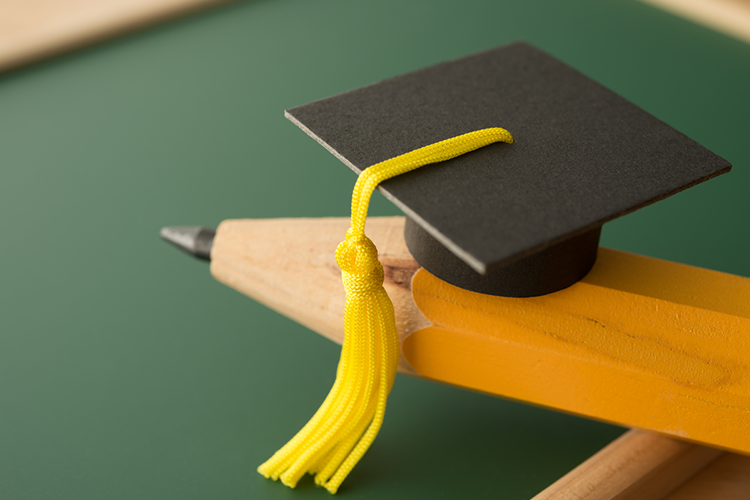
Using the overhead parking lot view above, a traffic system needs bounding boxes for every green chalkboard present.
[1,1,748,499]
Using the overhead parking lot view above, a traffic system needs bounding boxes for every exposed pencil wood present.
[209,216,750,455]
[210,217,429,375]
[532,430,723,500]
[0,0,232,73]
[639,0,750,44]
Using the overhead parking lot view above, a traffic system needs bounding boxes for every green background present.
[1,0,748,498]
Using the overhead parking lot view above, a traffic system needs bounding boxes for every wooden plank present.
[534,429,750,500]
[0,0,232,72]
[639,0,750,44]
[532,430,723,500]
[209,216,750,454]
[666,452,750,499]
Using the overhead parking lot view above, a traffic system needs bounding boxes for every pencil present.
[162,215,750,455]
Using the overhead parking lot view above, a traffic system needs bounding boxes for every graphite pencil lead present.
[160,226,215,261]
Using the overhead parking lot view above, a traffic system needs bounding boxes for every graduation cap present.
[285,41,731,297]
[258,42,730,493]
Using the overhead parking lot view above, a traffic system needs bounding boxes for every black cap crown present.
[287,42,731,296]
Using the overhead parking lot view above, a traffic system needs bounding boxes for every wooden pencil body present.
[210,216,750,455]
[406,249,750,456]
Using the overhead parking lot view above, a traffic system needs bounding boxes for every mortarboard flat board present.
[285,41,731,297]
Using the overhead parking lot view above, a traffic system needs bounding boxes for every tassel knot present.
[336,235,384,296]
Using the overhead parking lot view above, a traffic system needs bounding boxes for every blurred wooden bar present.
[665,453,750,499]
[640,0,750,43]
[533,429,750,500]
[664,453,750,500]
[532,430,722,500]
[0,0,233,72]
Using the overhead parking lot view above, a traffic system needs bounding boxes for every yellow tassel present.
[257,127,514,493]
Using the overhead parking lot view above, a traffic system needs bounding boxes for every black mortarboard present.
[286,42,731,297]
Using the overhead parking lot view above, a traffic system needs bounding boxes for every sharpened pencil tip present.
[160,226,215,261]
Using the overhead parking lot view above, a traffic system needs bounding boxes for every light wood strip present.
[535,429,750,500]
[666,452,750,499]
[0,0,232,72]
[639,0,750,44]
[532,430,723,500]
